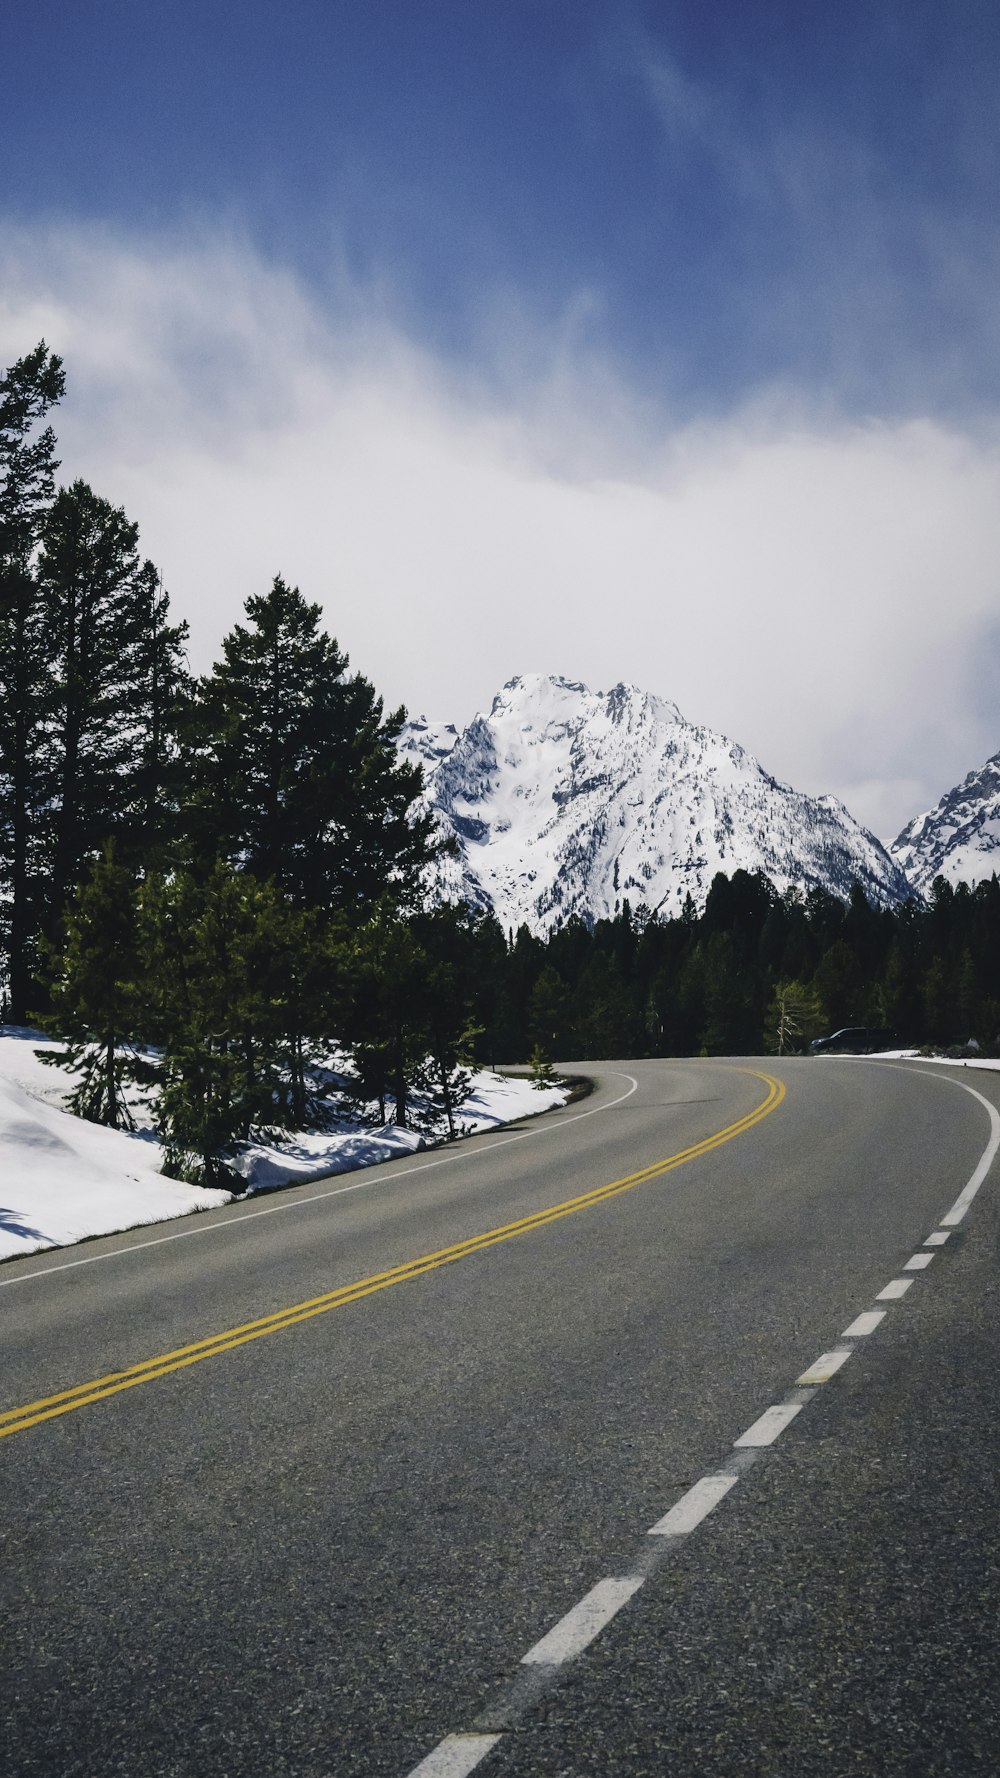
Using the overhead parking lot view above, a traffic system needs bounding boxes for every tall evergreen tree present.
[527,962,572,1060]
[411,904,484,1138]
[37,480,184,931]
[813,938,864,1029]
[570,951,635,1057]
[129,565,192,870]
[141,864,291,1185]
[190,576,439,915]
[701,931,765,1054]
[0,342,65,1019]
[344,905,430,1129]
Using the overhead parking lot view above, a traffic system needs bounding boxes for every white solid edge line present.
[904,1067,1000,1227]
[521,1577,644,1666]
[0,1152,516,1286]
[842,1309,886,1337]
[797,1347,854,1385]
[903,1251,934,1271]
[734,1401,803,1448]
[876,1278,914,1300]
[538,1071,640,1127]
[0,1071,642,1288]
[648,1472,739,1536]
[406,1734,503,1778]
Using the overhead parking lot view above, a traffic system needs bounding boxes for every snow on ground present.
[871,1049,1000,1071]
[0,1030,231,1259]
[0,1028,569,1263]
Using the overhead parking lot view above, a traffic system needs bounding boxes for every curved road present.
[3,1057,1000,1775]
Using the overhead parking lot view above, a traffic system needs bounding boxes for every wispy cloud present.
[614,20,1000,422]
[2,219,999,837]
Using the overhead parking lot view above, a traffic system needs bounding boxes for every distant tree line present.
[4,344,998,1186]
[496,868,1000,1066]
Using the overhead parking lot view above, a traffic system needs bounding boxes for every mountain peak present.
[401,675,911,930]
[891,746,1000,893]
[487,673,684,729]
[489,672,591,716]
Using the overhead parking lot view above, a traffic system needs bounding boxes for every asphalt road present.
[2,1056,999,1777]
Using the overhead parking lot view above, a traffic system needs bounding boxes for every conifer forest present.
[3,345,999,1185]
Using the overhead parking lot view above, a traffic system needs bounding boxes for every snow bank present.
[871,1049,1000,1072]
[0,1029,569,1262]
[0,1032,231,1258]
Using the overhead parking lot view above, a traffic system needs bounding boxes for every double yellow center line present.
[1,1069,784,1442]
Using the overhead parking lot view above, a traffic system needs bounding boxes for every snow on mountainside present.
[398,717,460,770]
[890,748,1000,895]
[399,674,912,930]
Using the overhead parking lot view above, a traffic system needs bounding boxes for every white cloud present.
[3,220,1000,838]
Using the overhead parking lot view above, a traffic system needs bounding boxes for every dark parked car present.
[810,1027,896,1054]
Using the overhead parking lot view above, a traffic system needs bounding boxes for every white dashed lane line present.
[408,1736,503,1778]
[876,1277,914,1300]
[647,1473,739,1538]
[733,1400,805,1447]
[842,1309,886,1337]
[401,1071,1000,1778]
[796,1346,854,1385]
[521,1578,645,1667]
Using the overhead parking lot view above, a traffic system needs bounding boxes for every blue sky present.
[4,2,1000,833]
[8,0,1000,418]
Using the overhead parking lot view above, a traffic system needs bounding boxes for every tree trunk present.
[106,1035,117,1128]
[439,1053,455,1139]
[292,1031,306,1127]
[8,590,33,1023]
[392,1028,407,1128]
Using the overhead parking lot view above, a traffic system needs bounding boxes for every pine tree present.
[37,844,145,1128]
[0,342,65,1019]
[527,962,571,1060]
[876,939,917,1041]
[189,576,439,916]
[460,912,510,1067]
[344,905,430,1129]
[264,901,349,1129]
[570,950,636,1058]
[529,1044,556,1089]
[700,931,765,1054]
[141,865,287,1185]
[412,904,484,1138]
[766,979,821,1055]
[922,954,956,1044]
[37,481,179,931]
[128,565,192,870]
[504,924,547,1058]
[812,939,864,1030]
[956,947,981,1042]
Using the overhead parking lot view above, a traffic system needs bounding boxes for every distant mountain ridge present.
[399,674,913,931]
[890,748,1000,895]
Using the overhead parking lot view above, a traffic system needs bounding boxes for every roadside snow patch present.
[0,1029,569,1261]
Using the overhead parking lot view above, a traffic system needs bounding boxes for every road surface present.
[3,1056,1000,1776]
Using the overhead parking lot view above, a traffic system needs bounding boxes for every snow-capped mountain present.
[399,674,913,930]
[890,748,1000,896]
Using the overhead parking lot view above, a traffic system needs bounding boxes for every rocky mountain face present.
[399,674,913,931]
[890,749,1000,896]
